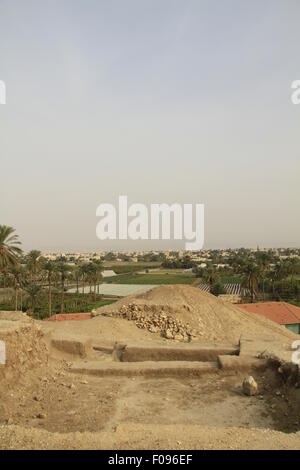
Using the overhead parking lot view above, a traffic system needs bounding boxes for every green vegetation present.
[0,287,13,301]
[1,223,300,315]
[103,262,161,274]
[0,292,116,319]
[162,257,195,269]
[240,262,259,303]
[0,225,109,318]
[104,272,195,285]
[0,225,22,270]
[219,274,241,284]
[194,250,300,304]
[210,281,226,296]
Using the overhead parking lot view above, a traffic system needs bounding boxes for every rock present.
[174,334,184,341]
[36,413,46,419]
[105,303,194,342]
[112,342,127,362]
[149,325,159,333]
[164,329,173,339]
[242,376,258,396]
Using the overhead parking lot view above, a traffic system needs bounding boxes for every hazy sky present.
[0,0,299,251]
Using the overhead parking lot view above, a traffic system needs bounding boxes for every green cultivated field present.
[103,262,161,274]
[219,274,242,284]
[104,272,195,285]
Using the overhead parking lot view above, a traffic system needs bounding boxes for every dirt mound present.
[92,285,296,343]
[0,311,31,322]
[0,314,48,386]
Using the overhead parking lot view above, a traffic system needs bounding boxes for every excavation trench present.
[2,330,299,439]
[49,336,300,435]
[94,343,239,362]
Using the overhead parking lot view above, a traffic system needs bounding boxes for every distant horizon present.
[20,244,300,254]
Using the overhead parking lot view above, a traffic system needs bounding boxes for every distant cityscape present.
[43,247,300,266]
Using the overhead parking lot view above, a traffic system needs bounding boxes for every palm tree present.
[268,261,288,298]
[44,261,55,317]
[241,262,259,303]
[24,284,42,316]
[287,258,300,286]
[9,264,23,310]
[203,266,218,287]
[94,260,103,295]
[87,262,102,301]
[0,226,23,279]
[257,252,271,300]
[56,261,69,314]
[85,263,94,294]
[25,250,42,284]
[79,263,89,294]
[73,266,81,293]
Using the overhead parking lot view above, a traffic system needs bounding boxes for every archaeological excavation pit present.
[1,286,300,448]
[95,342,239,362]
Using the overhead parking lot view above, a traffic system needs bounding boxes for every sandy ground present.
[2,424,300,450]
[41,314,167,347]
[1,286,300,450]
[1,361,300,449]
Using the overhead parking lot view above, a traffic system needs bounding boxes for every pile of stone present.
[93,285,297,344]
[109,302,198,342]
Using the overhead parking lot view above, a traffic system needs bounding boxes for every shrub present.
[210,282,226,296]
